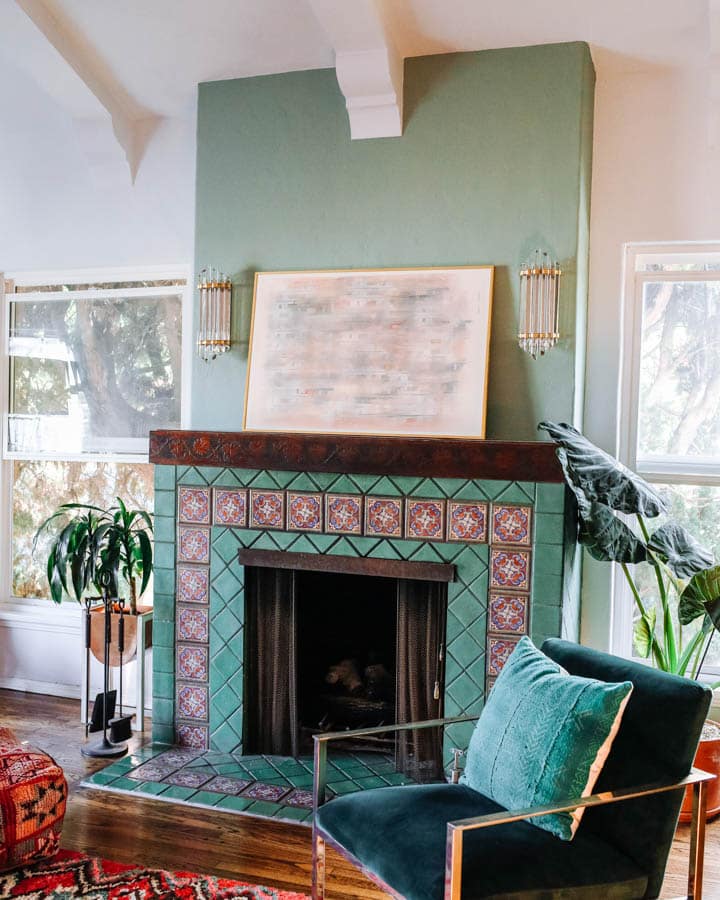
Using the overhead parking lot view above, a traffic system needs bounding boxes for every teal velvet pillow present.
[462,636,633,841]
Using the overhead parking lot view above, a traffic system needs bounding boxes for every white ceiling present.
[1,0,710,120]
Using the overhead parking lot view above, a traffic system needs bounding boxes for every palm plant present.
[540,421,720,683]
[33,498,153,614]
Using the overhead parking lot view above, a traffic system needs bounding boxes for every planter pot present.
[679,720,720,823]
[89,604,153,666]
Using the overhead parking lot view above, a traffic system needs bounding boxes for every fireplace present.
[241,557,447,778]
[149,429,576,771]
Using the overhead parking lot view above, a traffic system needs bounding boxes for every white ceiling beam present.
[14,0,160,182]
[308,0,403,139]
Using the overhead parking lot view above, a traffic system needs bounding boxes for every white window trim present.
[614,240,720,673]
[0,264,192,611]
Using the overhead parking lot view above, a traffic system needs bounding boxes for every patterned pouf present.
[0,727,67,871]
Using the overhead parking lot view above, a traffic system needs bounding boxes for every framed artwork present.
[243,266,494,437]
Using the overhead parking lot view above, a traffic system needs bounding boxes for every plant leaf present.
[647,523,714,578]
[538,421,667,516]
[679,565,720,626]
[137,529,153,597]
[633,607,656,658]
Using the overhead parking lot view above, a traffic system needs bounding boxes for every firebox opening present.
[296,571,397,752]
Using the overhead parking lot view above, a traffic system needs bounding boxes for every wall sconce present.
[197,266,232,361]
[518,250,561,359]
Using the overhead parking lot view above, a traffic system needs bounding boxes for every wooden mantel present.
[149,430,563,482]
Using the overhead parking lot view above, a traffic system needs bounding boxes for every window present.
[618,244,720,671]
[2,269,190,601]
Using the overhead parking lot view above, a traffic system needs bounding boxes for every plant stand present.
[80,607,153,733]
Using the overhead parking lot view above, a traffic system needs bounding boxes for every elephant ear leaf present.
[633,607,657,658]
[556,449,648,564]
[578,500,648,564]
[647,522,714,578]
[679,565,720,627]
[538,421,667,517]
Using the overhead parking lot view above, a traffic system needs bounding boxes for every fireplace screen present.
[243,566,446,781]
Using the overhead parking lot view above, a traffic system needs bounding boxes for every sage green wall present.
[192,43,594,439]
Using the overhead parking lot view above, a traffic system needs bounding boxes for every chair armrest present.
[443,768,716,900]
[312,715,479,811]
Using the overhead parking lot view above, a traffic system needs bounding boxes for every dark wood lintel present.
[237,548,456,583]
[149,429,562,482]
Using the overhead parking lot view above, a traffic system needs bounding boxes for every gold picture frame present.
[243,265,494,438]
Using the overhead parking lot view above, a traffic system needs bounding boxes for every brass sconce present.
[518,250,561,358]
[197,267,232,361]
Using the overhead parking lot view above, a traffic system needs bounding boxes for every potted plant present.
[539,421,720,820]
[33,498,153,663]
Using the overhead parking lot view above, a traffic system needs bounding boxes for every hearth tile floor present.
[81,744,415,825]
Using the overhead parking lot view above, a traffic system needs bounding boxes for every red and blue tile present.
[213,488,248,527]
[405,498,446,541]
[287,492,323,532]
[178,487,211,525]
[486,635,521,677]
[177,566,209,605]
[176,643,209,681]
[365,496,403,538]
[325,494,363,535]
[447,500,488,543]
[488,592,529,635]
[490,548,531,591]
[177,607,209,643]
[176,723,209,750]
[491,504,533,546]
[177,526,211,564]
[241,782,290,802]
[249,490,285,529]
[177,684,208,721]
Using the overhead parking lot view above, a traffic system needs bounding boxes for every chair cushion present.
[316,783,647,900]
[461,636,632,839]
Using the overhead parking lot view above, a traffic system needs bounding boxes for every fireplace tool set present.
[82,574,133,758]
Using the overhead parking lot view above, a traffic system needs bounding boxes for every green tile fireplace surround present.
[148,431,576,773]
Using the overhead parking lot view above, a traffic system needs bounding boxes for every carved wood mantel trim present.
[149,430,562,482]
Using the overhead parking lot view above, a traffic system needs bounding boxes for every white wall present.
[0,54,196,709]
[582,62,720,651]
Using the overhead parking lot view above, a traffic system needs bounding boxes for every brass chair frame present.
[311,716,714,900]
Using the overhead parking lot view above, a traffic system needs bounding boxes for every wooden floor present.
[1,688,719,899]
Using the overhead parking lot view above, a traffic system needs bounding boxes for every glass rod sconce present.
[197,266,232,361]
[518,250,561,358]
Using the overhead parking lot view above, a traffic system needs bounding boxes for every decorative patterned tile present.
[488,592,529,635]
[485,676,498,694]
[178,487,211,525]
[249,490,285,529]
[364,496,403,538]
[447,501,488,543]
[155,748,203,766]
[405,498,446,541]
[287,492,323,532]
[177,566,209,605]
[283,788,314,809]
[213,488,248,527]
[177,606,209,643]
[486,635,521,677]
[127,761,179,781]
[490,549,531,591]
[325,494,363,535]
[164,769,212,789]
[177,684,209,721]
[241,782,290,802]
[178,526,211,564]
[176,724,209,750]
[491,504,533,546]
[177,644,209,682]
[205,775,253,795]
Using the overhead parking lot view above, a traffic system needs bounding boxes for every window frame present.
[0,265,192,607]
[614,241,720,674]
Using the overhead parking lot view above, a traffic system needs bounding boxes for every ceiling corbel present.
[308,0,404,139]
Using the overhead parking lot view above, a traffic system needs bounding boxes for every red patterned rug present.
[0,850,310,898]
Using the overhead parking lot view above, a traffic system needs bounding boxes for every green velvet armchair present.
[312,639,714,900]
